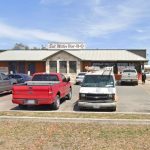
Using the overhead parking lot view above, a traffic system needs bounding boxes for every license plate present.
[25,100,36,105]
[93,105,100,109]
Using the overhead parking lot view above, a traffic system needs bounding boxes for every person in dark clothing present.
[142,72,146,84]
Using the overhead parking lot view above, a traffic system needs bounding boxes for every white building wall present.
[45,51,81,82]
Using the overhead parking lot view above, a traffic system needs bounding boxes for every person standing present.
[142,72,146,84]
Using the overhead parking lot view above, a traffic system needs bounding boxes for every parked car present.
[75,72,86,84]
[121,68,138,85]
[78,67,117,111]
[8,73,31,84]
[12,73,72,110]
[0,72,12,94]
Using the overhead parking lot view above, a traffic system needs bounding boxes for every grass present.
[0,120,149,150]
[0,111,150,120]
[0,112,150,149]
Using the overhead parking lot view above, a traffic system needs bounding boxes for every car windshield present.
[32,74,59,81]
[81,75,114,87]
[8,75,14,78]
[78,73,86,76]
[14,75,22,79]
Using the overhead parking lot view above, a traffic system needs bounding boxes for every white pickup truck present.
[121,69,138,85]
[78,67,117,111]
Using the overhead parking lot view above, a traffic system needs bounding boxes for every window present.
[18,62,25,73]
[78,73,86,76]
[14,75,22,79]
[50,61,57,73]
[32,74,59,81]
[9,62,17,73]
[82,75,114,87]
[28,63,35,75]
[59,61,67,73]
[8,74,14,79]
[69,61,77,73]
[123,69,136,73]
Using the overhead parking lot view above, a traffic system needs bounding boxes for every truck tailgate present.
[122,72,137,79]
[13,85,51,99]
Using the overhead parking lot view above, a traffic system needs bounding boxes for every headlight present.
[108,94,115,100]
[79,93,86,100]
[81,93,86,97]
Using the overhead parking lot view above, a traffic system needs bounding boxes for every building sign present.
[92,62,114,67]
[48,42,86,49]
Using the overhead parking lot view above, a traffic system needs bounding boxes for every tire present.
[52,95,60,110]
[78,106,86,111]
[110,107,116,111]
[120,81,123,85]
[77,103,85,111]
[19,104,27,110]
[75,82,78,85]
[66,89,72,100]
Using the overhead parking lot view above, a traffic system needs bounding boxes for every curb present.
[0,116,150,125]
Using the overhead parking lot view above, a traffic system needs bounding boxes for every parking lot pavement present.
[0,93,18,111]
[0,83,150,112]
[58,84,80,111]
[138,80,150,95]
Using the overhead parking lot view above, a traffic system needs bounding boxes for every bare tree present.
[12,43,29,50]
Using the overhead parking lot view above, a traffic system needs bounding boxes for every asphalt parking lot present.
[0,81,150,112]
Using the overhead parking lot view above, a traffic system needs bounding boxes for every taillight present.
[49,87,53,95]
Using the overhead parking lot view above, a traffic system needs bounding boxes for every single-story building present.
[0,49,148,81]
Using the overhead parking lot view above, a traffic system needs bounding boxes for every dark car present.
[8,73,32,84]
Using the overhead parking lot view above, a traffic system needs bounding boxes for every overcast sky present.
[0,0,150,61]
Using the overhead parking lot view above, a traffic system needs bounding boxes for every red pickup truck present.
[12,73,72,110]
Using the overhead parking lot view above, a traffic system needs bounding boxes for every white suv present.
[121,69,138,85]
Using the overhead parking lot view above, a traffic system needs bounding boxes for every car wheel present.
[52,95,60,110]
[120,81,124,85]
[66,89,72,100]
[19,104,27,110]
[110,107,116,111]
[78,106,86,111]
[75,82,78,85]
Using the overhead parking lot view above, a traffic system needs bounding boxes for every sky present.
[0,0,150,60]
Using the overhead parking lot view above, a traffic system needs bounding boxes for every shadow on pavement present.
[11,98,67,111]
[0,92,11,97]
[73,101,116,112]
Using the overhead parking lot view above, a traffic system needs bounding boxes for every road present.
[0,83,150,112]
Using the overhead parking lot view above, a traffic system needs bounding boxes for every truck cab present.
[78,67,117,111]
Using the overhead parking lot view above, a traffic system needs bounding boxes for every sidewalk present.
[138,79,150,85]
